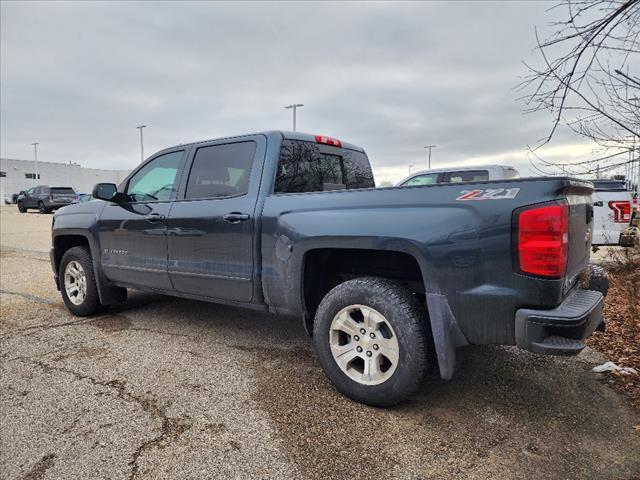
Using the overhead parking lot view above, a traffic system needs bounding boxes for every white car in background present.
[397,164,520,186]
[589,179,637,247]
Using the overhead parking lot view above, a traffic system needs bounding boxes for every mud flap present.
[426,293,469,380]
[92,257,127,305]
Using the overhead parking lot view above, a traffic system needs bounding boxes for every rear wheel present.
[59,246,101,316]
[313,277,430,407]
[17,201,26,213]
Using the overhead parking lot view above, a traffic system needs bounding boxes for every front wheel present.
[17,201,26,213]
[59,246,101,316]
[313,277,431,407]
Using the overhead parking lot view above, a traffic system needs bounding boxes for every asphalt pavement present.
[1,205,638,480]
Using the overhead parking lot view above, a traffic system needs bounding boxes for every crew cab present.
[50,131,606,406]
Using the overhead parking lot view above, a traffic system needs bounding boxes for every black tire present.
[59,246,101,316]
[586,264,609,297]
[17,201,26,213]
[313,277,430,407]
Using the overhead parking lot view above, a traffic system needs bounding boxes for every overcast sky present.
[1,0,595,183]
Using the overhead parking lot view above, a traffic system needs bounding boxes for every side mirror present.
[92,183,119,202]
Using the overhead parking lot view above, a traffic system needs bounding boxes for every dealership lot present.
[1,205,638,479]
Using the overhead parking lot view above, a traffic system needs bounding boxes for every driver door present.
[98,149,186,290]
[24,187,37,208]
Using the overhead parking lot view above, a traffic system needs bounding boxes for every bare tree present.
[520,0,640,178]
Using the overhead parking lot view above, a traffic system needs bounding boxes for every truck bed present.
[261,176,594,346]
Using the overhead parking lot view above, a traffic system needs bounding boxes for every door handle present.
[593,201,603,207]
[223,212,250,223]
[145,213,165,223]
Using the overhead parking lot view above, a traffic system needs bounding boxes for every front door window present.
[126,151,183,202]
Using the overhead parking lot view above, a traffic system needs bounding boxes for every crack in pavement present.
[0,289,56,304]
[128,327,192,338]
[1,298,170,338]
[19,358,192,480]
[0,246,50,262]
[3,338,99,363]
[20,453,56,480]
[1,315,102,337]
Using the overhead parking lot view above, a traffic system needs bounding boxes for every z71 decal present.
[456,188,520,201]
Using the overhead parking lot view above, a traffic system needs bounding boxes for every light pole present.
[284,104,304,132]
[31,142,39,183]
[424,145,437,170]
[136,125,146,163]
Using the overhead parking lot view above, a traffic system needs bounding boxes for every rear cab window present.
[590,180,627,191]
[275,139,375,194]
[50,188,75,195]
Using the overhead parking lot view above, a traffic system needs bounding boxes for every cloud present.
[1,0,591,182]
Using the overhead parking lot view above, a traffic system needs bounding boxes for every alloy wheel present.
[329,304,400,385]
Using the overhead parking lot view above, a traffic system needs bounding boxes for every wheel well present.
[302,248,425,333]
[53,235,90,271]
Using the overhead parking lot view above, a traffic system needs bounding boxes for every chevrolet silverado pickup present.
[50,131,606,406]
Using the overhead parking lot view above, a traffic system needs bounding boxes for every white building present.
[0,158,131,199]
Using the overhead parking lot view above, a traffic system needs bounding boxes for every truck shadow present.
[105,291,639,480]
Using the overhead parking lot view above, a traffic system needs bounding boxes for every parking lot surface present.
[1,205,639,479]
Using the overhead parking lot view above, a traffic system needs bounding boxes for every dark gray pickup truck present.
[51,131,606,406]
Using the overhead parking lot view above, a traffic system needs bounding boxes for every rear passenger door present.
[167,136,265,302]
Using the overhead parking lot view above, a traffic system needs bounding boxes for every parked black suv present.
[18,186,76,213]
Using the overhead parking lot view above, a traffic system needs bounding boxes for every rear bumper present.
[515,288,604,356]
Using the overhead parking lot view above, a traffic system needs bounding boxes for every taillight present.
[516,202,569,278]
[49,193,53,201]
[315,135,342,147]
[608,200,631,223]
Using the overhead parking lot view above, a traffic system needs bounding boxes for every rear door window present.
[275,139,374,193]
[185,141,257,199]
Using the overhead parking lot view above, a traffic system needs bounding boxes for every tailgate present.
[565,181,594,292]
